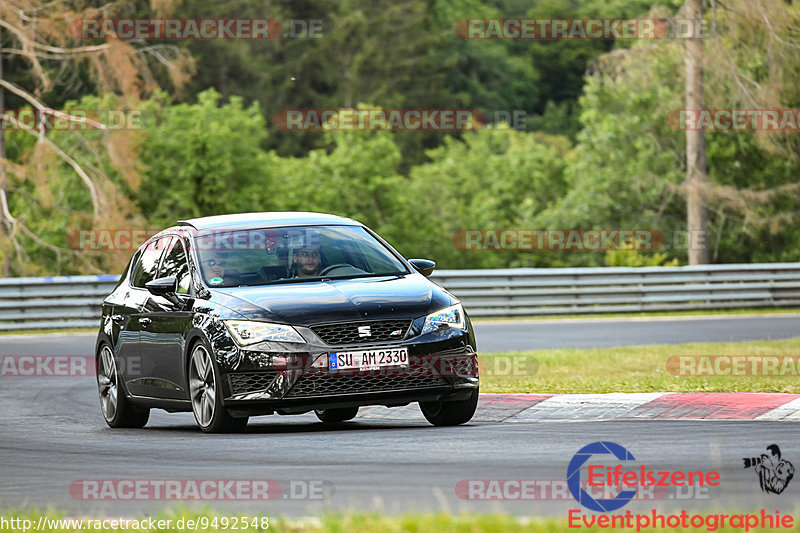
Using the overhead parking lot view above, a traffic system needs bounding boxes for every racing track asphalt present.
[1,316,799,517]
[0,373,797,516]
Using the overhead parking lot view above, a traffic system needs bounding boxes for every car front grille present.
[311,320,411,346]
[285,374,448,398]
[229,372,277,395]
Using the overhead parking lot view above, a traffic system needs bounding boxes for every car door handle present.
[139,317,152,326]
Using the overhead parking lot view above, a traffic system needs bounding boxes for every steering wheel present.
[319,263,355,276]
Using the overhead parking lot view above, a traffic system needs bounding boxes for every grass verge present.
[480,338,800,394]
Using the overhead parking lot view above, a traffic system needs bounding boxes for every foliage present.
[399,126,570,267]
[535,0,800,266]
[2,0,800,276]
[3,94,149,275]
[604,248,680,267]
[139,89,271,225]
[0,0,191,275]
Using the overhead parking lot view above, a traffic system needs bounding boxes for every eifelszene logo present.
[567,441,637,512]
[743,445,794,495]
[567,441,721,513]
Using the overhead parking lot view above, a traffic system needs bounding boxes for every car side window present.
[131,238,167,288]
[159,236,192,294]
[125,249,142,286]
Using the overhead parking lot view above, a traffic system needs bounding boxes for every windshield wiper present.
[231,271,409,286]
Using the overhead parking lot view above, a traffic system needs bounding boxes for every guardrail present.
[1,263,799,330]
[0,275,119,331]
[433,263,800,317]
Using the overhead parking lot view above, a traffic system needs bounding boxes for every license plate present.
[329,348,409,371]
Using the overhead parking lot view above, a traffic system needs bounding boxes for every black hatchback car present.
[95,212,479,432]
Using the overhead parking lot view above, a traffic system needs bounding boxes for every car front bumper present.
[217,327,478,415]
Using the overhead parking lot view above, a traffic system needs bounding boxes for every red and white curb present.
[357,393,800,422]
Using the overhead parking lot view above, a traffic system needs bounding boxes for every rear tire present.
[419,388,479,426]
[189,342,248,433]
[96,344,149,428]
[315,407,359,423]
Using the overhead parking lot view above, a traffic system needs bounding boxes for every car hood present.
[210,274,454,325]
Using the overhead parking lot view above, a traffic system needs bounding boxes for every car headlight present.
[421,303,466,335]
[224,320,305,345]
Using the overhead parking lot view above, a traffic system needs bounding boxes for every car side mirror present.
[409,259,436,277]
[145,276,178,296]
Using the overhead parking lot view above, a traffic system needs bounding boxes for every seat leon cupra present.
[95,212,479,432]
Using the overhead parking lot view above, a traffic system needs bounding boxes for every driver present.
[203,255,227,285]
[292,245,322,278]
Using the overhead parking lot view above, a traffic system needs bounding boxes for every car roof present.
[177,211,361,232]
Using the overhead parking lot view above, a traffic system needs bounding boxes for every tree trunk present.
[685,0,709,264]
[0,28,11,277]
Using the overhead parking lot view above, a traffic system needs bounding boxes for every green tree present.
[247,115,407,236]
[537,0,800,265]
[402,125,570,268]
[140,89,272,225]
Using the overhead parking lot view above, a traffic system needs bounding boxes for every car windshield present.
[194,225,409,287]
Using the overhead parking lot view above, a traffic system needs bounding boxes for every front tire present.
[189,342,248,433]
[419,388,479,426]
[315,407,359,423]
[96,344,149,428]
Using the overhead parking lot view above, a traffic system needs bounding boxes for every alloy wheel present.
[97,345,118,421]
[189,345,216,428]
